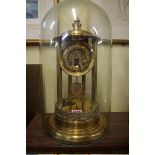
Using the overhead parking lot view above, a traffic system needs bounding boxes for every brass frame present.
[58,42,95,76]
[46,19,107,144]
[92,41,97,105]
[82,75,86,111]
[57,44,62,110]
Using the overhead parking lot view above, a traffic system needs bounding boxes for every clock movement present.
[40,0,112,144]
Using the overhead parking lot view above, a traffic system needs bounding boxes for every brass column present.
[82,75,86,111]
[57,44,62,110]
[92,41,97,109]
[68,75,72,102]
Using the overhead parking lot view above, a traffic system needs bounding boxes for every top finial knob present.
[72,16,82,31]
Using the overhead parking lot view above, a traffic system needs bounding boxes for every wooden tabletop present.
[26,112,129,154]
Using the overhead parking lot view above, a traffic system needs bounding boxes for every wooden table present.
[26,112,129,154]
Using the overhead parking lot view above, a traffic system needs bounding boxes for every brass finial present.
[72,16,82,31]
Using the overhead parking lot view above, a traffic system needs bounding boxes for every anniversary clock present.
[40,0,111,144]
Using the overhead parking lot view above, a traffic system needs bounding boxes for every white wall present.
[26,44,129,112]
[26,46,40,64]
[27,0,128,40]
[111,45,129,112]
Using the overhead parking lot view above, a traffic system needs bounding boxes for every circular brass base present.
[46,113,107,144]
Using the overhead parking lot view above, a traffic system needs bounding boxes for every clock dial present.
[59,42,94,76]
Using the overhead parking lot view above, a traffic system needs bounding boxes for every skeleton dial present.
[59,42,94,76]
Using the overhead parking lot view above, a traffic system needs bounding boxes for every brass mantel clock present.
[40,0,112,144]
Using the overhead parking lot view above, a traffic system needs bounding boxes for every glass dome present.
[40,0,112,144]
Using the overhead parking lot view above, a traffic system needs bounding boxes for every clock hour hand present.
[73,56,81,71]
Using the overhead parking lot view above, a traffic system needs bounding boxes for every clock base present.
[46,113,107,144]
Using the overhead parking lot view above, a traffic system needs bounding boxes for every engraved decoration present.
[56,107,99,121]
[59,42,94,76]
